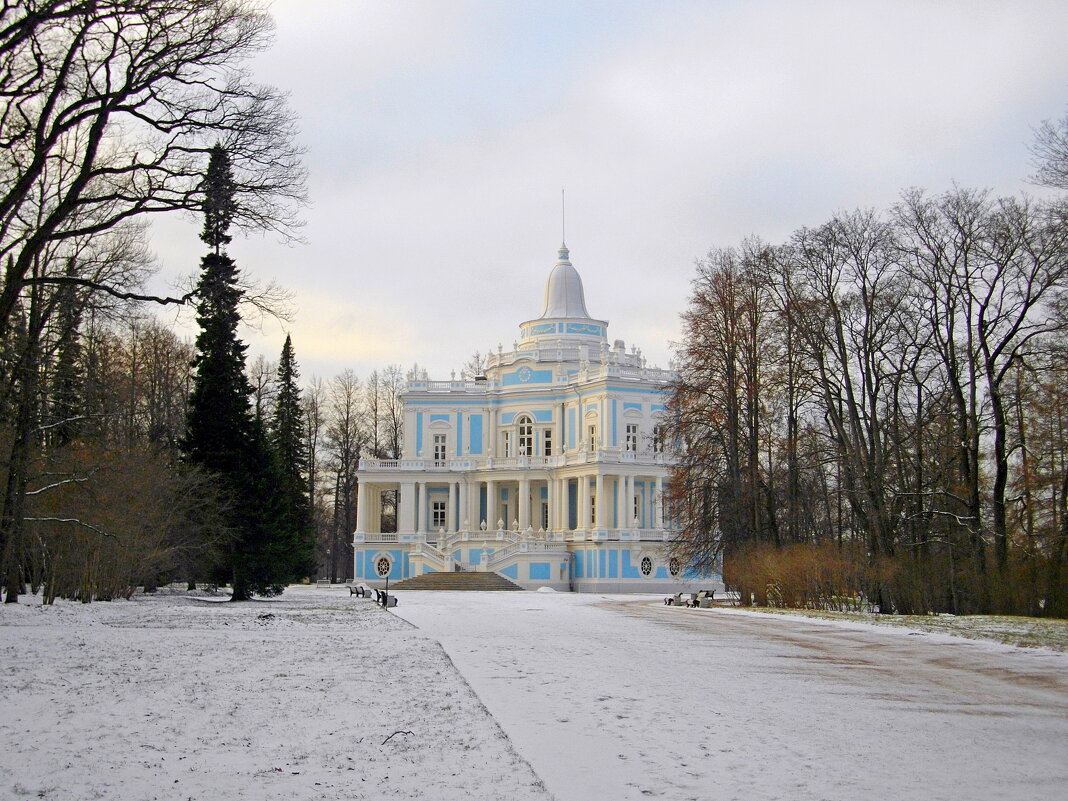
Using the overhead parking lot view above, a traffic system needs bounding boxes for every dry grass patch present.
[727,606,1068,652]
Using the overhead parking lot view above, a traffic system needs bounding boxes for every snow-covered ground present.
[395,592,1068,801]
[0,588,549,801]
[4,588,1067,801]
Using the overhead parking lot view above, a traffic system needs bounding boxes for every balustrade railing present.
[360,451,674,472]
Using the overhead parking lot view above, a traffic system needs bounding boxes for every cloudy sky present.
[148,0,1068,382]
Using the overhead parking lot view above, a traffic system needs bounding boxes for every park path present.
[394,592,1068,801]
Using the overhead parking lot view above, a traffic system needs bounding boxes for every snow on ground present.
[0,587,550,801]
[4,588,1067,801]
[394,592,1068,801]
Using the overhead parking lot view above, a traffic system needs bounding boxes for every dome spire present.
[561,187,567,249]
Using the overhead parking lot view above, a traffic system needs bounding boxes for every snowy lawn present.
[0,587,549,801]
[395,591,1068,801]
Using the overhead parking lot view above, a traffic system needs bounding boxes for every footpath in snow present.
[395,591,1068,801]
[0,587,550,801]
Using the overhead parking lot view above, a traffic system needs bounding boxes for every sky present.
[146,0,1068,383]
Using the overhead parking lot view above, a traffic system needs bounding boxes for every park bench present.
[348,583,371,597]
[371,588,398,608]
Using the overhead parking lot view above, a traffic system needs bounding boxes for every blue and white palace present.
[353,244,721,592]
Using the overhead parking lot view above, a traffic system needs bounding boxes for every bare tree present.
[248,354,277,425]
[324,370,364,582]
[1031,105,1068,191]
[0,1,306,349]
[302,376,327,575]
[897,190,1068,587]
[379,364,404,459]
[363,369,382,458]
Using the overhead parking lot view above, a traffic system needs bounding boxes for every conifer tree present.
[269,334,315,578]
[48,280,84,448]
[181,145,289,600]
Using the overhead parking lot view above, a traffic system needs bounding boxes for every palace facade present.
[353,244,721,592]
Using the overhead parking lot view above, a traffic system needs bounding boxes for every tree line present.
[667,113,1068,616]
[0,0,321,603]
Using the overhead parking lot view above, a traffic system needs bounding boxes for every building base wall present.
[352,537,722,594]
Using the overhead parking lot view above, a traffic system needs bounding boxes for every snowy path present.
[394,592,1068,801]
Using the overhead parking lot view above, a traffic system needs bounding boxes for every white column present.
[600,398,607,448]
[399,481,415,533]
[356,480,368,533]
[486,480,497,529]
[654,475,664,529]
[546,477,554,532]
[616,475,626,531]
[559,478,568,531]
[459,480,469,531]
[519,478,531,530]
[625,475,635,527]
[488,409,497,457]
[634,475,643,528]
[594,473,604,531]
[415,482,424,535]
[579,475,591,530]
[558,404,567,453]
[448,481,457,533]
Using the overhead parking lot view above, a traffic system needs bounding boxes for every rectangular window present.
[432,500,446,531]
[653,424,665,453]
[588,425,597,451]
[543,429,553,456]
[591,489,597,525]
[541,502,549,530]
[433,434,447,466]
[502,431,511,458]
[625,424,639,452]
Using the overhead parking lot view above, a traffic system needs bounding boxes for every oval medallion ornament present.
[517,366,533,383]
[376,557,391,577]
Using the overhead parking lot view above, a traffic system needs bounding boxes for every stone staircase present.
[390,571,524,591]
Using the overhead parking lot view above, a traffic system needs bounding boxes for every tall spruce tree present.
[269,335,315,579]
[181,145,289,600]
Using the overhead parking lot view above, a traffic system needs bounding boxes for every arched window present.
[517,415,533,456]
